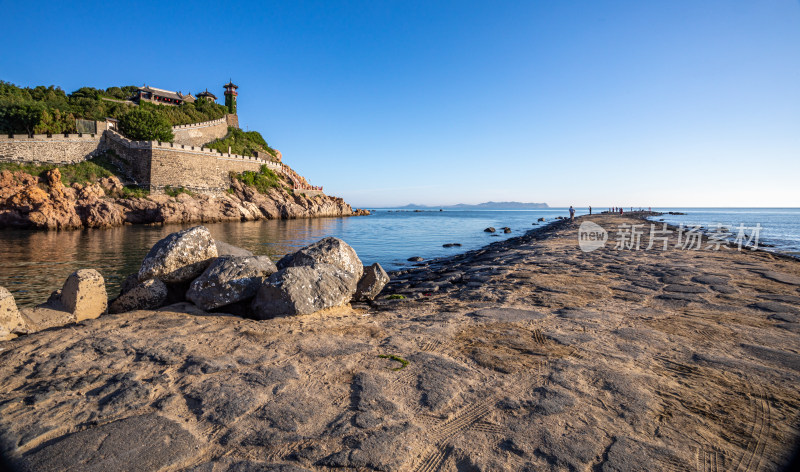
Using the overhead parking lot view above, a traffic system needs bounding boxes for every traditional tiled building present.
[196,89,218,102]
[132,86,196,106]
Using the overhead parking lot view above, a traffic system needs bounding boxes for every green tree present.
[119,108,174,142]
[0,103,44,134]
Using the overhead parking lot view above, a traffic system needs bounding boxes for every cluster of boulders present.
[0,226,389,341]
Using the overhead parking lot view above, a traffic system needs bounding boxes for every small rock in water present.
[503,227,512,233]
[485,227,496,233]
[443,243,462,248]
[408,256,424,262]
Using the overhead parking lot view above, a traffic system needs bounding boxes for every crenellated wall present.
[102,131,152,185]
[0,116,323,196]
[0,134,103,165]
[105,130,284,193]
[171,117,229,147]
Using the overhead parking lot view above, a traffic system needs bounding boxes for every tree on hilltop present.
[119,108,173,142]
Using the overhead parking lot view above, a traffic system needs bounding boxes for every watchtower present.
[224,80,238,114]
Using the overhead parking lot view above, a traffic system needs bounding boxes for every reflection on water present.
[1,210,577,307]
[3,208,799,307]
[0,218,350,307]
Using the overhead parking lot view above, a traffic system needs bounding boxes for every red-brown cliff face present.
[0,169,368,230]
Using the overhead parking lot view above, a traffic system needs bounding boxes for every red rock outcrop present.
[0,169,367,230]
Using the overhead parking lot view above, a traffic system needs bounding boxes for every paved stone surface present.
[1,214,799,471]
[18,414,199,472]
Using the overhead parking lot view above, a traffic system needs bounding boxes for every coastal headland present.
[1,213,799,470]
[0,82,368,230]
[0,167,366,230]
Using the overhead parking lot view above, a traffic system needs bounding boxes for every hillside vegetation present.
[206,128,277,158]
[230,164,283,194]
[0,82,228,135]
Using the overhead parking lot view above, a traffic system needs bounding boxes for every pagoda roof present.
[224,81,239,89]
[197,89,218,99]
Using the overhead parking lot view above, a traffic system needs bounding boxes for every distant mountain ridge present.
[398,201,549,210]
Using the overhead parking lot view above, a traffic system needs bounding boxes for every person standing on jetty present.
[569,206,575,220]
[589,206,592,215]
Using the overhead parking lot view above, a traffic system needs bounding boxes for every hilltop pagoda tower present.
[224,80,238,114]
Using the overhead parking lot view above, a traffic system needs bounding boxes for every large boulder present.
[60,269,107,321]
[214,240,254,257]
[1,287,27,340]
[250,263,358,318]
[277,237,363,280]
[118,273,140,297]
[109,278,168,314]
[138,226,218,283]
[186,256,278,310]
[354,263,390,301]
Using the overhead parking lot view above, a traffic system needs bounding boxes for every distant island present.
[397,201,549,210]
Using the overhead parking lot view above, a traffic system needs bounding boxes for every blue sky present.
[2,0,798,207]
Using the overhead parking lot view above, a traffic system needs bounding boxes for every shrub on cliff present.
[0,158,113,186]
[231,165,281,194]
[206,128,277,158]
[120,108,174,142]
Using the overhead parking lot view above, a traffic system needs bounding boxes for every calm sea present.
[1,207,797,307]
[646,208,800,255]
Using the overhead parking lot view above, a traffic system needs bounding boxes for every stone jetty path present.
[1,214,798,471]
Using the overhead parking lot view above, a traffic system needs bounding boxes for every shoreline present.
[0,168,369,231]
[1,213,799,470]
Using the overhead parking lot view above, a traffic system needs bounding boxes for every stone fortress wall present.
[0,116,320,195]
[0,133,104,166]
[171,117,229,147]
[104,130,283,193]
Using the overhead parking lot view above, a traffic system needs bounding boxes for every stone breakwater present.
[1,214,799,471]
[0,168,368,230]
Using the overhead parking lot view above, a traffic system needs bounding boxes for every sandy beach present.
[1,213,798,471]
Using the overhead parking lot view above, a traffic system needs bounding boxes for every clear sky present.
[2,0,798,207]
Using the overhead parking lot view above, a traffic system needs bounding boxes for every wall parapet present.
[104,130,284,168]
[1,133,101,141]
[0,133,104,166]
[171,117,227,131]
[1,127,315,195]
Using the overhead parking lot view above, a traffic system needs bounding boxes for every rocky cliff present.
[0,169,368,230]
